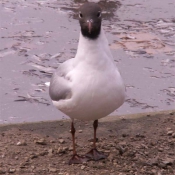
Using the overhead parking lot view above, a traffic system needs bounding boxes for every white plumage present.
[51,28,125,121]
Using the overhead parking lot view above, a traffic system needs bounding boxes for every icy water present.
[0,0,175,123]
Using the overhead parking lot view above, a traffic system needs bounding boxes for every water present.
[0,0,175,123]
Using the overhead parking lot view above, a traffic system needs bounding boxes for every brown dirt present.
[0,111,175,175]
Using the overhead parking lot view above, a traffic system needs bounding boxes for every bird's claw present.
[85,148,108,161]
[68,154,90,165]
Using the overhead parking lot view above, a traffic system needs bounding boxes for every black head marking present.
[79,2,102,40]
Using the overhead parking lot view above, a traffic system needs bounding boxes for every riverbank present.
[0,110,175,174]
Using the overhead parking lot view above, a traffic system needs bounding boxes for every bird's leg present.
[71,121,76,155]
[68,121,89,165]
[85,120,108,161]
[93,119,98,149]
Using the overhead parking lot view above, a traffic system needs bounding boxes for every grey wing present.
[49,60,73,101]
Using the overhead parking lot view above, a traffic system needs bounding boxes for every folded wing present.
[49,59,73,101]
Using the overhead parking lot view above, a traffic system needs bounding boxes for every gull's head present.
[79,2,102,40]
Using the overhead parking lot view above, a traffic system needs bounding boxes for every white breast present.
[52,29,126,121]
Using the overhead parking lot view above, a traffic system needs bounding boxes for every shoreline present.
[0,109,174,127]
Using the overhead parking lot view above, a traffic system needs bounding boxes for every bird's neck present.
[75,28,113,63]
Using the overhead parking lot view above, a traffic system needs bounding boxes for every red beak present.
[87,20,92,34]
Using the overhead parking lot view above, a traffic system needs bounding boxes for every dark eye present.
[97,11,101,18]
[79,13,83,18]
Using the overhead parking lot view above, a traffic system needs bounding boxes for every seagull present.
[49,2,125,164]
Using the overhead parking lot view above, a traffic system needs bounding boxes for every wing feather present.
[49,59,73,101]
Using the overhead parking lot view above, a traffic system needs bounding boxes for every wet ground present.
[0,0,175,123]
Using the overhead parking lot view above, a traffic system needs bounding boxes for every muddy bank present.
[0,110,175,175]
